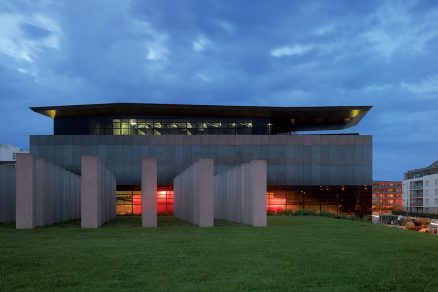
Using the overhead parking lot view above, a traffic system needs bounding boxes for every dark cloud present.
[0,0,437,180]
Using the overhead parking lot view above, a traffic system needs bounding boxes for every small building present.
[372,181,402,215]
[403,161,438,214]
[0,145,28,165]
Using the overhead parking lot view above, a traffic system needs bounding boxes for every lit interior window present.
[116,186,174,215]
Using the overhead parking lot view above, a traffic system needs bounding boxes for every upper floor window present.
[54,116,276,136]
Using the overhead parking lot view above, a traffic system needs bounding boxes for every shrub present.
[268,210,371,222]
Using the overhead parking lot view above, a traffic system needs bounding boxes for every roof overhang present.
[30,103,372,132]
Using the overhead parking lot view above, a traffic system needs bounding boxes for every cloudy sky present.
[1,0,437,180]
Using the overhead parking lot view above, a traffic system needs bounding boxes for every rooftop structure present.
[405,161,438,179]
[0,145,28,164]
[31,103,371,135]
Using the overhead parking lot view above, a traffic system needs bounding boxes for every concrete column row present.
[0,165,16,223]
[214,160,267,227]
[81,155,116,228]
[16,153,81,229]
[173,158,214,227]
[142,157,157,227]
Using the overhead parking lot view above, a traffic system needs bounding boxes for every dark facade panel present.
[30,134,372,187]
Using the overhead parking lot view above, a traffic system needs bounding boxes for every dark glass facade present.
[116,185,174,215]
[116,186,142,215]
[54,116,286,135]
[115,185,371,216]
[266,185,371,215]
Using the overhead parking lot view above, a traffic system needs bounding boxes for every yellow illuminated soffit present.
[351,109,361,119]
[46,110,57,118]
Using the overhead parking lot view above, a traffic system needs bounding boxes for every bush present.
[268,210,371,222]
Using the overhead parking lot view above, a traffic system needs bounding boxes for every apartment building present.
[403,161,438,214]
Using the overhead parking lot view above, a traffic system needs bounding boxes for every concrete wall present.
[81,155,116,228]
[0,165,16,223]
[174,159,214,227]
[142,157,157,227]
[30,135,372,186]
[214,160,267,226]
[15,153,81,229]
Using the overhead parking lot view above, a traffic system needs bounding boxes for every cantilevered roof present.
[30,103,372,132]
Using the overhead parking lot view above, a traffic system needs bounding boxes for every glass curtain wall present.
[116,185,371,216]
[116,185,174,215]
[55,117,275,135]
[266,185,371,216]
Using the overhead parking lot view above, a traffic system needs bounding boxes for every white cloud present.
[271,44,313,58]
[0,13,61,63]
[363,3,438,57]
[401,75,438,97]
[214,19,235,33]
[196,73,210,82]
[192,35,212,52]
[129,19,169,62]
[312,24,335,36]
[17,67,36,76]
[146,46,167,61]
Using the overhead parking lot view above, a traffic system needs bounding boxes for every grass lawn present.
[1,216,438,291]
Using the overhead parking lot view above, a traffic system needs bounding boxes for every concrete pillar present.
[141,157,157,227]
[197,159,214,227]
[16,153,35,229]
[213,160,267,227]
[0,165,16,223]
[74,175,80,219]
[173,159,214,227]
[81,156,100,228]
[241,163,250,225]
[111,175,116,218]
[34,158,45,226]
[81,155,116,228]
[44,160,53,225]
[250,160,267,227]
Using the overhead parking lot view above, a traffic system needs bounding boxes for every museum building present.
[29,103,373,216]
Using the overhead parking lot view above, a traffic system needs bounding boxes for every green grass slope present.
[1,216,438,291]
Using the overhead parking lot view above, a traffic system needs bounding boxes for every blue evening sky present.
[0,0,437,181]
